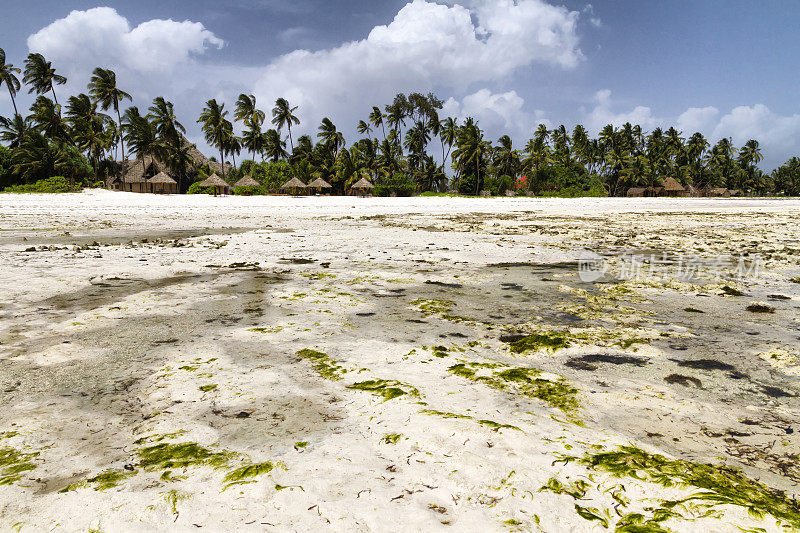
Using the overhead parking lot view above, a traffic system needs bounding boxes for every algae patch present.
[447,362,580,417]
[60,469,136,492]
[297,348,346,380]
[0,447,39,485]
[138,442,235,471]
[347,379,420,401]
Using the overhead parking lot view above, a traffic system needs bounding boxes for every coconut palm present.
[317,117,345,157]
[263,129,287,162]
[242,120,265,161]
[271,98,300,151]
[0,113,29,148]
[88,67,131,177]
[0,48,22,116]
[235,94,265,127]
[357,120,372,136]
[198,99,233,178]
[23,53,67,112]
[148,97,185,149]
[29,96,70,143]
[123,106,161,177]
[369,106,386,140]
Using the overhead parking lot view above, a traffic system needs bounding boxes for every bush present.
[232,186,270,196]
[187,182,216,195]
[3,176,83,193]
[374,173,414,197]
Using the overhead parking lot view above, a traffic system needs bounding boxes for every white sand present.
[0,191,799,532]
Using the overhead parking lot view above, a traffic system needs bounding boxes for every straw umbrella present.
[280,177,308,196]
[308,177,332,195]
[147,171,177,194]
[233,175,260,196]
[663,177,685,197]
[199,173,230,196]
[349,177,375,197]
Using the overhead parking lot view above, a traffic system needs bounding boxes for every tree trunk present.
[51,87,60,115]
[288,125,294,151]
[8,87,19,116]
[220,147,225,179]
[116,104,125,188]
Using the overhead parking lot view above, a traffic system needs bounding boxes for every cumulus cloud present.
[251,0,582,138]
[585,89,660,133]
[676,106,719,134]
[713,105,800,153]
[27,7,223,75]
[442,89,546,140]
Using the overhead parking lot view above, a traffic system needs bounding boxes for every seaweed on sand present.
[297,348,346,380]
[138,442,235,471]
[224,462,274,484]
[347,379,420,401]
[447,362,580,417]
[506,333,571,354]
[0,447,39,485]
[60,469,137,492]
[563,445,800,530]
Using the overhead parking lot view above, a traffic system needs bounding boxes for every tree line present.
[1,47,799,196]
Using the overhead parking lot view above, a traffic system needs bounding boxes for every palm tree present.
[123,106,161,179]
[452,119,490,195]
[0,113,29,148]
[224,133,242,169]
[439,117,457,169]
[369,106,386,140]
[357,120,372,136]
[29,96,70,143]
[12,130,69,182]
[89,68,132,178]
[242,120,265,161]
[23,53,67,112]
[198,99,233,179]
[66,93,113,181]
[271,98,300,151]
[493,135,520,179]
[263,129,287,162]
[148,97,185,148]
[235,94,265,128]
[317,117,345,157]
[0,48,22,116]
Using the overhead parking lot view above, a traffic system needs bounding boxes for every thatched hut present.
[280,177,309,196]
[349,177,375,196]
[685,184,702,197]
[308,177,333,195]
[705,187,731,197]
[663,177,685,197]
[627,187,647,198]
[147,172,178,194]
[199,173,230,196]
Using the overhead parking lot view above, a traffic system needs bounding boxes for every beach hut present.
[233,175,260,195]
[147,172,178,194]
[308,177,333,195]
[685,184,702,197]
[280,177,309,196]
[199,173,230,196]
[705,187,731,197]
[663,177,685,197]
[627,187,647,198]
[349,177,375,196]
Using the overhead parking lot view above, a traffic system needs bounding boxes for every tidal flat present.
[0,191,799,531]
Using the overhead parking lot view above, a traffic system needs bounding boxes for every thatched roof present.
[350,178,375,189]
[308,177,332,189]
[148,171,177,184]
[663,177,685,191]
[627,187,647,197]
[280,177,308,189]
[199,173,229,188]
[234,175,260,188]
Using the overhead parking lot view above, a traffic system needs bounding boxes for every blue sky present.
[1,1,799,168]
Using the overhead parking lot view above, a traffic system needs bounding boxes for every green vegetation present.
[382,433,402,444]
[3,176,83,193]
[0,446,39,485]
[412,299,456,317]
[447,362,580,416]
[138,442,235,471]
[297,348,346,380]
[563,445,800,530]
[199,384,218,392]
[684,307,705,313]
[60,469,136,492]
[224,462,274,485]
[506,332,570,354]
[421,408,521,433]
[721,286,745,296]
[347,379,420,401]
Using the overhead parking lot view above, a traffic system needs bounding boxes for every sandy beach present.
[1,191,799,532]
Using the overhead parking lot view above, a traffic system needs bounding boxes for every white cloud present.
[585,89,660,133]
[251,0,582,138]
[443,89,537,139]
[27,7,223,75]
[676,106,719,134]
[713,104,800,153]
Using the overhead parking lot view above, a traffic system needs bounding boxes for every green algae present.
[162,489,191,517]
[721,286,745,296]
[0,431,18,440]
[574,504,611,528]
[0,447,39,485]
[347,379,420,401]
[224,462,274,484]
[199,384,218,392]
[447,362,580,417]
[420,409,472,420]
[564,445,800,530]
[507,333,571,354]
[411,299,472,322]
[60,469,136,492]
[138,442,235,471]
[382,433,402,444]
[133,431,187,445]
[294,441,308,449]
[297,348,346,380]
[421,409,520,433]
[477,420,522,432]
